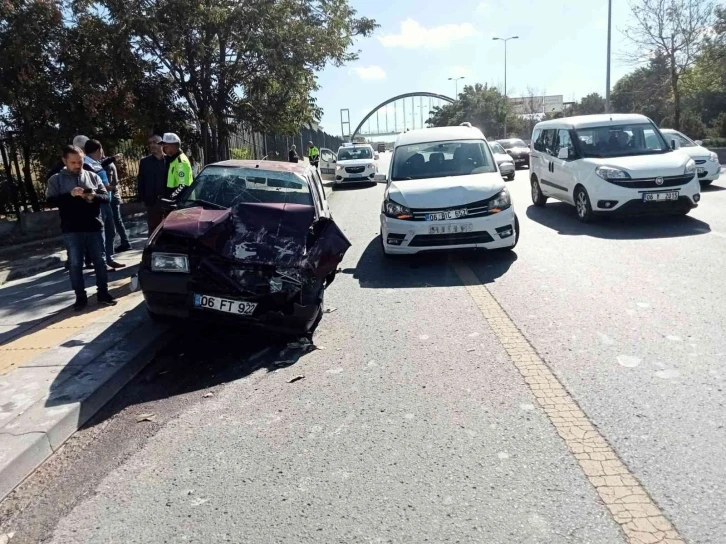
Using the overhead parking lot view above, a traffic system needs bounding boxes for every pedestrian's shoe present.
[97,291,117,307]
[115,243,132,253]
[107,260,126,269]
[83,262,94,270]
[73,294,88,311]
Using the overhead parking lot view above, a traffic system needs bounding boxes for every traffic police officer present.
[306,140,319,167]
[162,133,193,199]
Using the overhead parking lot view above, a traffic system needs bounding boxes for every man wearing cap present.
[162,133,193,200]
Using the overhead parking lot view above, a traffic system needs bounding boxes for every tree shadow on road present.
[526,203,711,239]
[341,235,517,289]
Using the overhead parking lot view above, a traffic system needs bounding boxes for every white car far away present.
[333,143,377,185]
[380,125,519,256]
[529,114,702,223]
[489,141,516,181]
[660,128,722,187]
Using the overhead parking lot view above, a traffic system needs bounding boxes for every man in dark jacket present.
[288,144,299,163]
[46,145,117,310]
[137,134,168,235]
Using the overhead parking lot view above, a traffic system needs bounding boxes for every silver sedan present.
[490,141,516,181]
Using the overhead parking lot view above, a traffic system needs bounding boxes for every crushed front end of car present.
[139,203,351,334]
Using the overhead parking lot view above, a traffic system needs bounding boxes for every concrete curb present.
[0,303,173,501]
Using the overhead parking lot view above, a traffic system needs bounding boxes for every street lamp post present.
[605,0,612,113]
[448,76,465,98]
[493,35,519,138]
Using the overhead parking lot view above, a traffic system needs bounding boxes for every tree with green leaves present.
[611,54,672,124]
[574,93,606,115]
[624,0,716,130]
[427,83,522,139]
[87,0,377,163]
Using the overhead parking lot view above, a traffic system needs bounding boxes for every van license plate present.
[428,224,473,234]
[643,191,679,202]
[426,209,468,221]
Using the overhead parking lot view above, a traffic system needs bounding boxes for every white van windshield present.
[574,123,670,158]
[391,139,496,181]
[338,147,373,160]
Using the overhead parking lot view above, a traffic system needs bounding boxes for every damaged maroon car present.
[139,160,351,334]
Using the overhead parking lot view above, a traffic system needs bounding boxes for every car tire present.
[574,186,595,223]
[531,177,547,207]
[700,179,713,187]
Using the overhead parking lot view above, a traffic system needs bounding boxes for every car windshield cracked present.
[179,166,313,208]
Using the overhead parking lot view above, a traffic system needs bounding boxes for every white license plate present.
[643,191,679,202]
[697,167,706,174]
[194,294,257,316]
[428,223,473,234]
[346,176,364,180]
[426,209,468,221]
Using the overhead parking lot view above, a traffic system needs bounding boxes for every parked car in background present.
[140,160,351,335]
[490,141,516,181]
[334,143,377,185]
[496,138,530,169]
[660,128,722,187]
[529,114,701,222]
[380,125,519,255]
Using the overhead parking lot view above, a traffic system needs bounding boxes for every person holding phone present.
[46,145,117,310]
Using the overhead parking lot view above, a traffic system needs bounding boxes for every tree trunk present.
[21,143,40,212]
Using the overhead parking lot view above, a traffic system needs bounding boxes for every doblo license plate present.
[194,294,257,316]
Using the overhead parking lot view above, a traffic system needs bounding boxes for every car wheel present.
[531,177,547,207]
[574,186,595,223]
[700,180,713,187]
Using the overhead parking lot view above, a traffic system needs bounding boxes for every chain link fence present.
[0,126,345,219]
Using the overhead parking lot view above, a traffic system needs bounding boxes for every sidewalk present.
[0,224,172,501]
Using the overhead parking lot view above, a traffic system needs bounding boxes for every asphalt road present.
[2,157,725,543]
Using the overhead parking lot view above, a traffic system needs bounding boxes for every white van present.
[380,125,518,255]
[529,114,701,222]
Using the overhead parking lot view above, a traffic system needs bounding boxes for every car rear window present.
[182,166,313,208]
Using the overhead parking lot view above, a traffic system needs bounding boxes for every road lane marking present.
[453,262,684,544]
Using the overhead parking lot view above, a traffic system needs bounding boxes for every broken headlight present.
[151,252,189,273]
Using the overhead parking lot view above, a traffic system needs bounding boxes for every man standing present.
[288,144,299,163]
[306,140,319,167]
[162,133,193,199]
[138,134,168,235]
[104,151,131,253]
[46,145,117,310]
[83,139,125,269]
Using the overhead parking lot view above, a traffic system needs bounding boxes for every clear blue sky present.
[314,0,636,137]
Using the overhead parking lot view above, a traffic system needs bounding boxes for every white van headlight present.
[151,252,189,273]
[709,152,719,163]
[383,198,413,220]
[488,188,511,212]
[684,159,696,175]
[596,166,631,181]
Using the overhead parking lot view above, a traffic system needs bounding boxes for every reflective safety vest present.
[307,146,319,159]
[167,152,193,198]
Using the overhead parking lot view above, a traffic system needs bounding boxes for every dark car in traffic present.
[496,138,530,169]
[139,160,351,335]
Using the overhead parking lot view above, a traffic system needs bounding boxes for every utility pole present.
[493,36,519,138]
[605,0,612,113]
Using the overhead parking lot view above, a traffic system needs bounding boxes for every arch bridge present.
[343,92,455,141]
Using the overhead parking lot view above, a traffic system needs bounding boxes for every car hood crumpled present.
[160,203,351,280]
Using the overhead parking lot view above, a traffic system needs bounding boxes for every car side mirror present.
[695,140,703,146]
[671,139,681,150]
[557,147,569,160]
